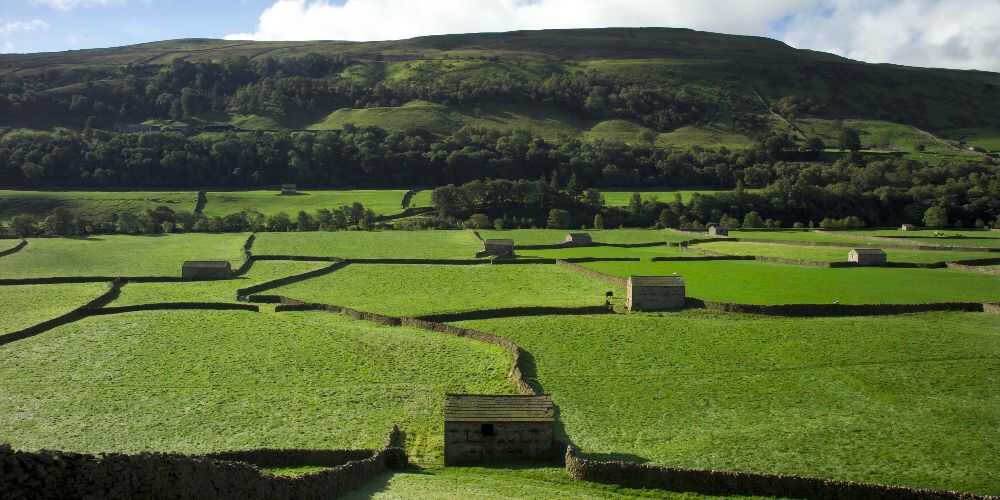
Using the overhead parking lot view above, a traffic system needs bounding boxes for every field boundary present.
[687,298,985,317]
[671,233,999,254]
[414,305,613,323]
[555,260,627,286]
[0,279,123,346]
[688,245,1000,269]
[236,260,349,299]
[565,446,996,500]
[267,296,539,396]
[87,303,261,315]
[0,239,27,258]
[0,426,407,500]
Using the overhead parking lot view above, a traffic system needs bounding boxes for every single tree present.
[546,209,571,229]
[923,206,949,227]
[838,128,862,152]
[593,213,605,230]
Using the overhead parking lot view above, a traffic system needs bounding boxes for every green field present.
[0,310,512,462]
[458,312,1000,494]
[346,467,717,499]
[0,190,197,221]
[698,241,991,264]
[113,261,327,306]
[601,190,739,206]
[408,190,434,208]
[201,190,408,217]
[272,264,618,317]
[845,230,1000,249]
[725,230,877,245]
[0,234,248,278]
[0,282,108,334]
[254,230,481,259]
[582,259,1000,304]
[477,228,688,245]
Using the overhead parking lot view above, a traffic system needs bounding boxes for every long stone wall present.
[236,261,350,299]
[688,298,985,317]
[0,239,27,258]
[0,426,407,500]
[270,298,539,396]
[415,305,614,323]
[87,303,261,316]
[565,446,996,499]
[0,279,124,346]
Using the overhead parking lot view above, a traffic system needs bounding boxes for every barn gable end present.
[444,394,555,465]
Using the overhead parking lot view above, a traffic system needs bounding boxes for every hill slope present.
[2,27,999,146]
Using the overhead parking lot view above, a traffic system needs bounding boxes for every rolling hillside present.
[1,28,998,151]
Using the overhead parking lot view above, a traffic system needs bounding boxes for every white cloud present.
[225,0,812,42]
[0,19,50,35]
[227,0,1000,71]
[782,0,1000,71]
[31,0,123,10]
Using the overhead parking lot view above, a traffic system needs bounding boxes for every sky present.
[2,0,1000,72]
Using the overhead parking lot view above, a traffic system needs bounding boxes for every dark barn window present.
[481,423,496,436]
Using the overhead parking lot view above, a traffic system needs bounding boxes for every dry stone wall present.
[0,279,124,346]
[0,427,407,500]
[565,446,995,499]
[0,239,27,258]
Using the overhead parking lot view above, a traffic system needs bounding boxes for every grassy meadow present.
[0,310,512,462]
[698,241,992,264]
[0,282,109,334]
[582,259,1000,304]
[271,263,619,317]
[458,312,1000,494]
[0,234,249,278]
[112,261,327,306]
[844,230,1000,249]
[254,230,481,259]
[201,190,409,217]
[0,190,197,221]
[477,228,689,245]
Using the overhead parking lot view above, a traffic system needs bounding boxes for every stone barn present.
[444,394,555,465]
[478,239,514,258]
[626,275,686,311]
[900,224,916,231]
[563,233,593,246]
[280,184,298,195]
[182,261,232,280]
[848,248,887,266]
[707,225,729,237]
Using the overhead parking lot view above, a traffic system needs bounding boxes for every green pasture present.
[0,310,512,461]
[0,282,109,334]
[0,234,248,278]
[601,190,740,206]
[345,467,716,499]
[459,312,1000,494]
[477,228,688,246]
[0,190,197,221]
[201,190,408,217]
[1,239,22,252]
[272,263,619,317]
[408,190,434,208]
[582,260,1000,304]
[725,230,876,245]
[698,241,991,264]
[254,231,481,259]
[938,127,1000,152]
[844,230,1000,249]
[112,261,327,306]
[519,245,679,260]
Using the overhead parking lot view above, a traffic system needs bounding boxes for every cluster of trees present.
[0,126,779,188]
[1,202,380,238]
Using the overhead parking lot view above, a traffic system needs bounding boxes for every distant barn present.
[444,394,555,465]
[848,248,887,266]
[280,184,298,195]
[181,261,232,280]
[707,225,729,237]
[479,239,514,258]
[563,233,593,246]
[626,275,686,311]
[900,224,917,231]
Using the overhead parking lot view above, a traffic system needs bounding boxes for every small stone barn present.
[444,394,555,465]
[900,224,917,231]
[563,233,593,246]
[480,239,514,258]
[182,261,232,280]
[848,248,887,266]
[280,184,298,195]
[707,225,729,237]
[626,275,686,311]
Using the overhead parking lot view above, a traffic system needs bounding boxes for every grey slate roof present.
[851,248,886,255]
[444,394,554,423]
[628,275,685,287]
[484,239,514,247]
